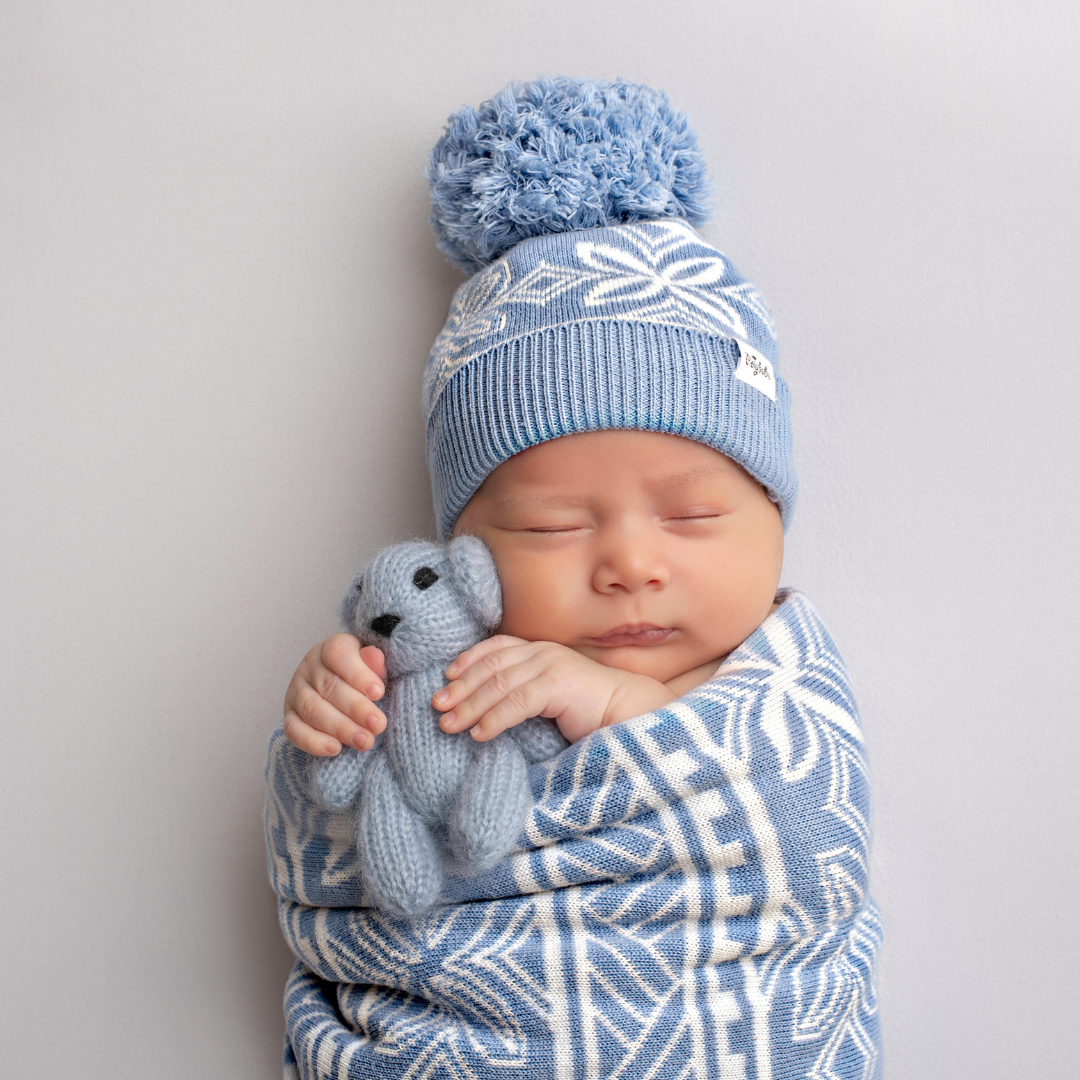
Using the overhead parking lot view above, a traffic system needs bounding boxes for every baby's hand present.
[434,636,676,744]
[283,635,388,756]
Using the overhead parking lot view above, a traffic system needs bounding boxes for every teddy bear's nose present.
[369,613,401,637]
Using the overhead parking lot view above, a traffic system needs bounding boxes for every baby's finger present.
[469,679,553,742]
[359,645,387,689]
[291,682,381,752]
[434,643,538,713]
[309,661,387,733]
[283,710,344,757]
[321,634,386,700]
[444,634,528,679]
[438,657,544,733]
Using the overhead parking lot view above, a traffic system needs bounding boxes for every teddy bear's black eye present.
[413,566,439,590]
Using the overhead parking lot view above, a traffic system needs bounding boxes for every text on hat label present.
[734,340,776,401]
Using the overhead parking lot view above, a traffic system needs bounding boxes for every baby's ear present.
[447,535,502,631]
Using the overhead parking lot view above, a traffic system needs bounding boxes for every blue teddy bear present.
[309,535,568,916]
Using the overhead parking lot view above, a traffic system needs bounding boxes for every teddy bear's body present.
[309,536,567,915]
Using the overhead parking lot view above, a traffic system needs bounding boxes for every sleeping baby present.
[267,75,882,1080]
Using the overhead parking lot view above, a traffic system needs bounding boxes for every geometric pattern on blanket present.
[266,590,882,1079]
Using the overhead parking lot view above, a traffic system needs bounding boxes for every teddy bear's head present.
[340,536,502,676]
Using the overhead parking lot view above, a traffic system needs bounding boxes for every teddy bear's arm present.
[309,746,370,811]
[508,716,569,763]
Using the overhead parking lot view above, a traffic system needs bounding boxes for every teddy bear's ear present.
[339,572,364,634]
[447,535,502,631]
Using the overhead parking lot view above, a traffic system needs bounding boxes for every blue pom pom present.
[427,76,713,275]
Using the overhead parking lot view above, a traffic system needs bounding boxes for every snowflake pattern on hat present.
[423,220,775,419]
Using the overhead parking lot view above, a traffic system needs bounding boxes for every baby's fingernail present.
[470,725,482,739]
[433,689,449,705]
[445,663,458,677]
[441,711,457,726]
[352,732,369,751]
[324,739,340,755]
[368,683,384,699]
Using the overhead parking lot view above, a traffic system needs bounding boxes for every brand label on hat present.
[734,340,776,401]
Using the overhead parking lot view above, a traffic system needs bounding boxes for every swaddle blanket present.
[265,590,882,1080]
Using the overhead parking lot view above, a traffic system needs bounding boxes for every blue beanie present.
[424,76,796,540]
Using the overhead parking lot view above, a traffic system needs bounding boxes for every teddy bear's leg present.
[357,749,444,916]
[309,746,369,811]
[448,738,530,872]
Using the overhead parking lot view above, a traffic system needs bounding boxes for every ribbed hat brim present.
[427,319,796,540]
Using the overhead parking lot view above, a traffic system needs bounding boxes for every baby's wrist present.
[601,673,677,728]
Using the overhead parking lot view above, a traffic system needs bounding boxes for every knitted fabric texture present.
[266,590,882,1078]
[423,76,796,539]
[427,76,711,275]
[308,536,567,916]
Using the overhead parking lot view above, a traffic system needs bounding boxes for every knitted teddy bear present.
[309,535,568,916]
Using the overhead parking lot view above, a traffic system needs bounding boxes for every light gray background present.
[2,1,1077,1076]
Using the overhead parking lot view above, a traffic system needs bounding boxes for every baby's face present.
[452,430,784,684]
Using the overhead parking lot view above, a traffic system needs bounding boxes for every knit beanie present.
[423,76,796,541]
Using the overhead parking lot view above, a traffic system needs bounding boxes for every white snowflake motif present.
[440,259,511,349]
[575,220,764,341]
[423,259,512,414]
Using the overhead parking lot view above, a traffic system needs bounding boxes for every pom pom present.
[427,76,712,275]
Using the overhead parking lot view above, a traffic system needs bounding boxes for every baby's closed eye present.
[660,503,727,524]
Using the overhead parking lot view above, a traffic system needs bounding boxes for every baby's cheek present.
[685,562,777,655]
[497,560,581,644]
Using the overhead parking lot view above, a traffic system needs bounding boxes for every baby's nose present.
[369,613,402,637]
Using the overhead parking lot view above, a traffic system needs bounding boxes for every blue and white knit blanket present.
[265,590,882,1079]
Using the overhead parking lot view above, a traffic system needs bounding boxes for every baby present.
[269,76,880,1080]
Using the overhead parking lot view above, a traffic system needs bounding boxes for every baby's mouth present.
[587,624,675,647]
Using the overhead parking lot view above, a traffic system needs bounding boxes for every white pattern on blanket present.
[265,589,882,1080]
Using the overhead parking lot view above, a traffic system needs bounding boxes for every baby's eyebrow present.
[492,493,591,510]
[493,467,729,509]
[650,466,729,488]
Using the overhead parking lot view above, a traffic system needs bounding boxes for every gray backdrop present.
[2,2,1077,1076]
